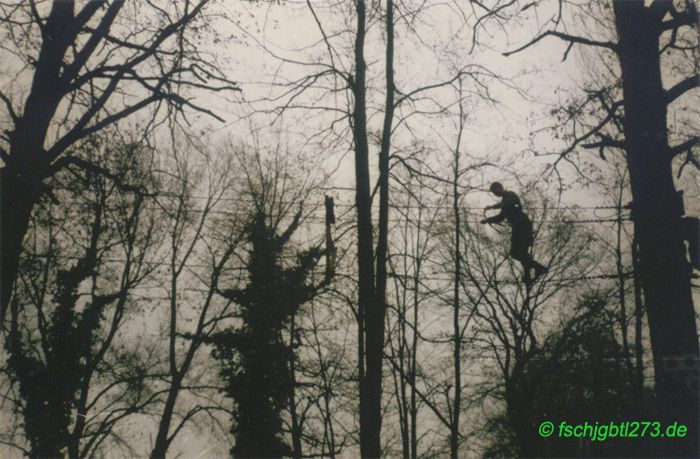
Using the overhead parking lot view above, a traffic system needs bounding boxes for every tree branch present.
[48,95,161,158]
[49,155,154,195]
[582,133,625,150]
[46,0,220,160]
[670,136,699,159]
[72,1,109,36]
[62,1,125,84]
[666,75,698,105]
[676,143,700,178]
[27,0,45,36]
[503,30,617,57]
[661,3,699,31]
[0,88,17,122]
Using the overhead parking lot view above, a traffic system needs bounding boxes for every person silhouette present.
[480,182,547,285]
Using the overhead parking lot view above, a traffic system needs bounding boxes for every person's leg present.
[518,252,541,283]
[511,237,532,283]
[530,257,547,282]
[515,217,547,282]
[519,258,532,283]
[527,233,547,279]
[531,258,547,275]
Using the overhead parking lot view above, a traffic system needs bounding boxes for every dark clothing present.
[484,191,533,254]
[483,191,525,226]
[485,190,545,283]
[510,216,534,260]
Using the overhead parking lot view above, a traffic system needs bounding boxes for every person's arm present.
[482,211,506,224]
[481,199,506,224]
[481,193,518,224]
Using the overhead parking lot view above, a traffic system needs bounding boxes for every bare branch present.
[677,151,700,178]
[61,2,125,84]
[0,88,18,122]
[666,75,698,105]
[48,95,162,158]
[670,136,699,158]
[503,30,617,57]
[50,155,154,196]
[661,3,699,31]
[582,133,625,150]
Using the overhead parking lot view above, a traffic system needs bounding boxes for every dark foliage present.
[486,292,638,458]
[4,138,157,458]
[210,209,327,458]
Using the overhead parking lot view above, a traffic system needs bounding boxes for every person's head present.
[489,181,505,197]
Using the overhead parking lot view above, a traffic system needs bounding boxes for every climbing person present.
[480,182,547,285]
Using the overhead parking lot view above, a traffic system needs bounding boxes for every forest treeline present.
[0,1,697,458]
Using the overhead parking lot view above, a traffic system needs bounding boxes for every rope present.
[151,191,631,212]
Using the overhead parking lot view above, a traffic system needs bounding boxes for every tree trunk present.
[289,318,303,458]
[352,1,376,456]
[505,384,538,459]
[365,0,395,456]
[450,154,461,459]
[613,2,699,456]
[1,2,73,321]
[150,376,182,459]
[352,0,395,456]
[614,195,634,383]
[0,166,39,319]
[410,267,418,459]
[449,80,467,459]
[632,238,645,409]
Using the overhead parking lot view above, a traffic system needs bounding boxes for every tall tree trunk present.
[371,0,395,456]
[1,1,73,321]
[352,0,375,455]
[614,192,634,382]
[8,299,64,459]
[449,81,468,458]
[613,2,699,456]
[632,237,645,408]
[289,317,303,458]
[150,375,182,459]
[410,222,420,459]
[353,0,394,456]
[395,274,410,459]
[1,168,38,317]
[450,200,462,458]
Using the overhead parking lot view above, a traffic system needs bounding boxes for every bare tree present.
[200,145,334,458]
[0,0,239,322]
[347,1,397,455]
[385,171,442,458]
[229,1,511,452]
[148,145,243,459]
[597,161,648,410]
[296,295,356,458]
[461,199,616,457]
[2,135,161,458]
[500,2,699,453]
